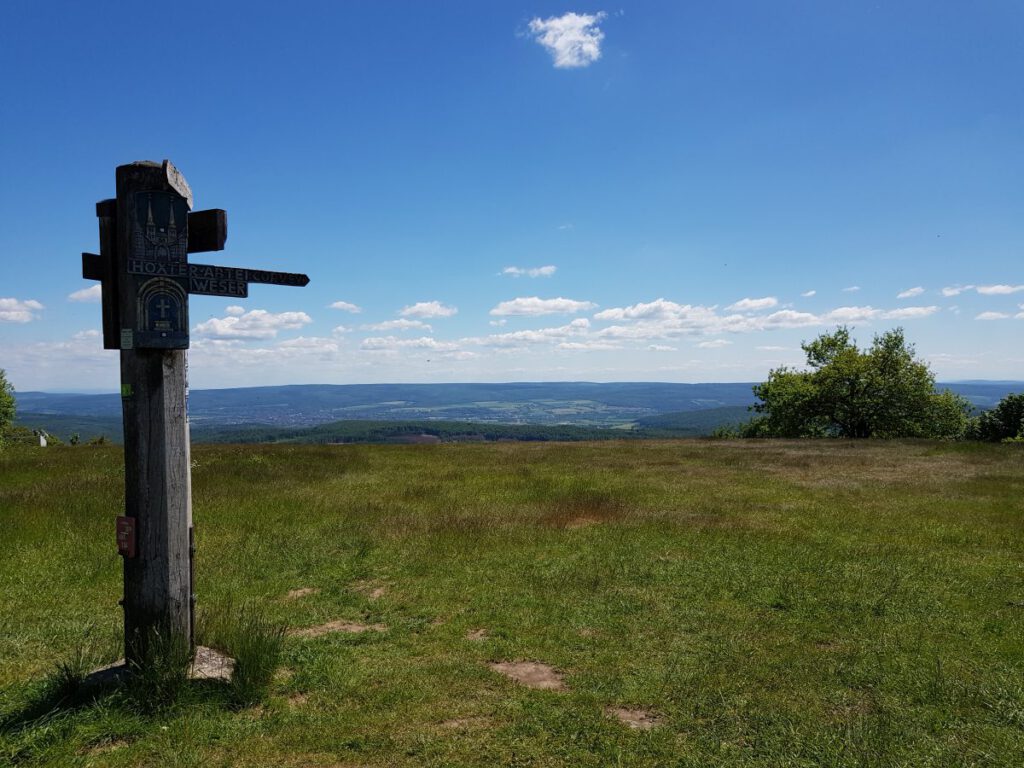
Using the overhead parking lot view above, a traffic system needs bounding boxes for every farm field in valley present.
[2,440,1023,766]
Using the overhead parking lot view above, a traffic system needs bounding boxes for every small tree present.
[0,369,15,449]
[969,393,1024,441]
[749,327,969,439]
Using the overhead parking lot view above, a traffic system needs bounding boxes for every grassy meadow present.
[1,440,1023,766]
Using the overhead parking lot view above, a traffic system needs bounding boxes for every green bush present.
[968,393,1024,442]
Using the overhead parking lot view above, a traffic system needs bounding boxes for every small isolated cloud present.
[697,339,732,349]
[942,285,974,297]
[502,265,557,278]
[842,286,861,293]
[801,290,816,298]
[225,305,245,316]
[757,345,788,351]
[976,284,1024,295]
[329,300,362,313]
[193,309,312,340]
[68,284,102,303]
[648,344,677,352]
[332,325,352,335]
[528,11,607,69]
[490,296,596,316]
[489,319,508,327]
[897,286,924,299]
[0,298,44,323]
[362,319,433,332]
[727,297,777,312]
[880,306,940,319]
[976,311,1010,321]
[399,301,457,318]
[72,329,101,340]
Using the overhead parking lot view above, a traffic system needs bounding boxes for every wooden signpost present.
[81,160,309,668]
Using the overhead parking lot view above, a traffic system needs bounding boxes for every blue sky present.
[1,1,1022,391]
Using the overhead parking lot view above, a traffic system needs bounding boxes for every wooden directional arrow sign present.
[81,162,310,349]
[124,260,310,299]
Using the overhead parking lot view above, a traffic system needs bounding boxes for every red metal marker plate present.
[116,516,136,558]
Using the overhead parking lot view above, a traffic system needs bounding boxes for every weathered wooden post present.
[82,160,309,670]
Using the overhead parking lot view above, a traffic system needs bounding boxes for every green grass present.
[1,440,1023,766]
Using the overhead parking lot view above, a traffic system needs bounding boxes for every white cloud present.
[727,296,777,312]
[591,298,939,341]
[330,300,362,313]
[332,325,353,335]
[399,301,458,318]
[528,11,607,69]
[277,336,340,353]
[72,329,101,340]
[193,309,313,340]
[756,345,788,351]
[0,297,44,323]
[490,296,596,316]
[759,310,821,329]
[467,319,590,348]
[821,305,939,323]
[225,305,245,316]
[842,286,861,293]
[897,286,924,299]
[489,319,508,327]
[976,284,1024,295]
[648,344,677,352]
[942,285,973,297]
[68,284,102,303]
[557,340,620,351]
[881,306,940,319]
[502,265,557,278]
[594,298,697,322]
[360,336,460,353]
[697,339,732,349]
[362,319,433,332]
[801,290,816,298]
[976,311,1010,320]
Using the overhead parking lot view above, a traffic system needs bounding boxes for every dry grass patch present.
[465,628,488,641]
[285,587,320,600]
[488,661,566,691]
[605,707,662,730]
[439,716,490,730]
[289,621,386,638]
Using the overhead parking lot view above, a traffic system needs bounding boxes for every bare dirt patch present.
[290,620,386,638]
[78,738,132,756]
[488,661,566,691]
[565,516,602,529]
[466,628,489,640]
[439,716,489,730]
[352,581,388,600]
[606,707,662,730]
[285,587,320,600]
[288,692,310,708]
